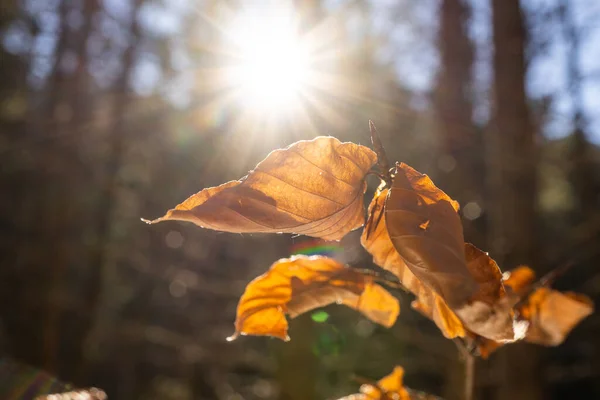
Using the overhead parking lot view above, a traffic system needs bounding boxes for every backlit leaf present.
[228,255,399,341]
[370,165,519,341]
[361,186,464,339]
[338,366,439,400]
[521,288,593,346]
[144,136,377,240]
[477,266,594,356]
[504,267,593,346]
[385,163,476,308]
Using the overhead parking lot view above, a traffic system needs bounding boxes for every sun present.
[226,6,313,113]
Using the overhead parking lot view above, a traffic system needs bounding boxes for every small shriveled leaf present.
[338,366,410,400]
[338,366,439,400]
[228,255,399,341]
[453,244,521,342]
[477,267,594,357]
[502,265,536,295]
[521,288,593,346]
[144,136,377,241]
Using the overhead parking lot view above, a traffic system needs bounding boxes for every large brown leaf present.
[228,255,399,341]
[143,136,377,240]
[376,165,519,341]
[384,163,476,308]
[361,187,515,340]
[361,186,464,339]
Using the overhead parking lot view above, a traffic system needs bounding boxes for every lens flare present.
[227,6,313,112]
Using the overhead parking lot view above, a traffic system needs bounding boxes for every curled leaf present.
[228,255,399,341]
[477,266,594,357]
[338,366,440,400]
[502,265,536,295]
[371,164,518,341]
[385,163,475,308]
[144,136,377,241]
[453,244,521,342]
[361,186,464,339]
[338,366,410,400]
[521,288,593,346]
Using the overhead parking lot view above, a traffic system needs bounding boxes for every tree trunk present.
[434,0,484,246]
[490,0,541,399]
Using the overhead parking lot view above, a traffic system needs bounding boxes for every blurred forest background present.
[0,0,599,399]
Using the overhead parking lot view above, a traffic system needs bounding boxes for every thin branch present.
[454,340,475,400]
[351,268,411,294]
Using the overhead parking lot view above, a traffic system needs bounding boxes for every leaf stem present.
[369,120,392,186]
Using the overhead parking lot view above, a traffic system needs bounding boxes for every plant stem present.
[455,339,475,400]
[463,350,475,400]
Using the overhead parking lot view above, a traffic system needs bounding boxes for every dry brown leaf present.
[228,255,399,341]
[143,136,377,241]
[520,288,593,346]
[455,245,521,342]
[476,266,594,356]
[338,366,411,400]
[502,265,536,295]
[385,163,475,308]
[361,186,465,339]
[380,164,519,341]
[503,267,593,346]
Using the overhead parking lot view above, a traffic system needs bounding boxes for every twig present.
[351,268,411,294]
[374,277,411,294]
[369,120,392,186]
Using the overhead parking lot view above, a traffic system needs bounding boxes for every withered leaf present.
[373,165,518,341]
[361,186,464,339]
[505,267,594,346]
[385,163,476,308]
[144,136,377,241]
[477,266,594,357]
[338,366,410,400]
[521,288,593,346]
[228,255,399,341]
[338,366,439,400]
[453,244,521,342]
[502,265,536,295]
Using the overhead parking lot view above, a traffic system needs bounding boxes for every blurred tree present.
[434,0,483,243]
[489,0,541,399]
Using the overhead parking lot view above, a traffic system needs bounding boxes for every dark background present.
[0,0,599,399]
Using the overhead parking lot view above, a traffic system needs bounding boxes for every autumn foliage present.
[146,132,593,398]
